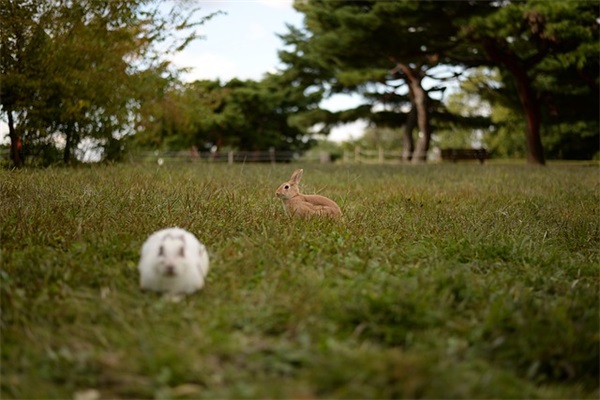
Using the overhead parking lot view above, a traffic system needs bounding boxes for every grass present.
[1,161,598,399]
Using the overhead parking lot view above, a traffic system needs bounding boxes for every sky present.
[170,0,302,83]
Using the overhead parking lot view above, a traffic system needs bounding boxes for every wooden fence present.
[1,146,439,165]
[134,146,413,165]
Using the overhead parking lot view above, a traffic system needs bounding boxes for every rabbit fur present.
[138,227,209,295]
[275,169,342,218]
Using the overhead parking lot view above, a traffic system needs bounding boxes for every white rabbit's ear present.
[290,169,304,184]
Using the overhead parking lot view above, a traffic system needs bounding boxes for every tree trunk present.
[405,70,431,164]
[412,129,430,163]
[513,67,545,165]
[7,110,24,168]
[63,124,73,164]
[395,63,431,163]
[483,41,545,165]
[402,105,416,162]
[390,61,432,162]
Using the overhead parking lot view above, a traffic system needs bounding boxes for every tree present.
[461,0,599,164]
[134,75,320,156]
[444,62,600,161]
[0,0,217,166]
[281,0,495,162]
[0,0,42,167]
[436,68,521,157]
[282,0,598,164]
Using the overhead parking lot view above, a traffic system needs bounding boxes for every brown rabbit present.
[275,169,342,218]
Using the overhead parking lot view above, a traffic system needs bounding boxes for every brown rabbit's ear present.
[290,169,304,184]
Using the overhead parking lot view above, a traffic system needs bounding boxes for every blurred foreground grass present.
[1,162,598,398]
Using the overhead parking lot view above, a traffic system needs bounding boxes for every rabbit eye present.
[284,184,290,189]
[158,245,164,256]
[178,247,185,257]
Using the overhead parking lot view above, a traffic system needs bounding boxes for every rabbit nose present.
[165,264,176,276]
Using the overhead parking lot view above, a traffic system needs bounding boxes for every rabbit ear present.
[290,169,304,184]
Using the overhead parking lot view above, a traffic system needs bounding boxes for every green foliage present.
[441,55,599,160]
[1,163,598,398]
[0,0,218,164]
[135,76,318,154]
[460,0,599,163]
[279,2,464,158]
[2,0,598,166]
[352,126,404,151]
[283,0,598,162]
[436,68,521,155]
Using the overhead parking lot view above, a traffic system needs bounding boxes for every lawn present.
[1,162,598,399]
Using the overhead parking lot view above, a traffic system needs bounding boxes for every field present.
[1,162,599,399]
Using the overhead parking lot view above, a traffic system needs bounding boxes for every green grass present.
[1,162,598,399]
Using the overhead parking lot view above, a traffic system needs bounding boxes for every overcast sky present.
[171,0,303,82]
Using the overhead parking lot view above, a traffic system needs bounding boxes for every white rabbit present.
[138,227,209,295]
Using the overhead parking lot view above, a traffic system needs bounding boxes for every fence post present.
[228,151,234,165]
[355,146,361,163]
[269,147,276,164]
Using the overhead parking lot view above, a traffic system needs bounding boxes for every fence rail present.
[1,146,442,165]
[133,147,412,165]
[135,148,297,164]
